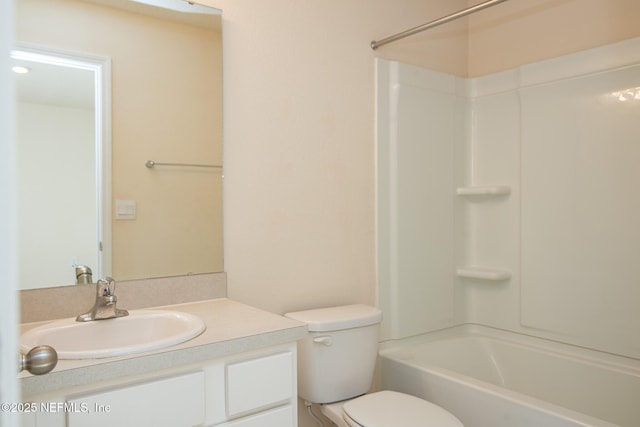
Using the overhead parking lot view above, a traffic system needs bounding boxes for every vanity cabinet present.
[21,344,297,427]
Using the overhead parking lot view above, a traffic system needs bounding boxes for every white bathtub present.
[378,325,640,427]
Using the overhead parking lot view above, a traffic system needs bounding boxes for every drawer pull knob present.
[19,345,57,375]
[313,336,333,346]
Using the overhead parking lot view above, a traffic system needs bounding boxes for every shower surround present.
[375,35,640,427]
[376,35,640,360]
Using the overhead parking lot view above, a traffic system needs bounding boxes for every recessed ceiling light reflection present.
[12,66,30,74]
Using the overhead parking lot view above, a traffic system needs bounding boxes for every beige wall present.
[17,0,223,281]
[467,0,640,76]
[17,103,96,289]
[220,0,468,317]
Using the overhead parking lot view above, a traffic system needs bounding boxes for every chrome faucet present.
[76,277,129,322]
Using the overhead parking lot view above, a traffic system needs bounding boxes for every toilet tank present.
[285,304,383,404]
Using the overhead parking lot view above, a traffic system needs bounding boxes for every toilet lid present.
[342,391,463,427]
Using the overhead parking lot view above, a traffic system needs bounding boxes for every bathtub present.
[378,325,640,427]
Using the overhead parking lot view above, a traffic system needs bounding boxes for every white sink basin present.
[20,310,206,360]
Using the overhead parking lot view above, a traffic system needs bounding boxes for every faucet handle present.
[97,277,116,296]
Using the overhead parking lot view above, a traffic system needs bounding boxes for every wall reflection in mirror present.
[15,0,223,290]
[13,46,110,290]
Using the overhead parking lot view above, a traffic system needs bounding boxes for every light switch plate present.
[115,200,136,220]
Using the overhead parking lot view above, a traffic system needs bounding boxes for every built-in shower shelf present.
[457,267,511,281]
[456,186,511,197]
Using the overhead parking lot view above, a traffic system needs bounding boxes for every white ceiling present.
[82,0,221,30]
[13,58,95,110]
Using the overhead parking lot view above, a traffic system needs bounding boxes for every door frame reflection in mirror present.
[12,42,111,289]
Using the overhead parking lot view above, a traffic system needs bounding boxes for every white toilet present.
[285,304,463,427]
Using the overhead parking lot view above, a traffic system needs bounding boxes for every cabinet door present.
[219,405,293,427]
[226,351,294,417]
[67,371,205,427]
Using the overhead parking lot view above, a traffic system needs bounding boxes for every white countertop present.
[20,298,307,396]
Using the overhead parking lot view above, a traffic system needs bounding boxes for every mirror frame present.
[12,42,112,285]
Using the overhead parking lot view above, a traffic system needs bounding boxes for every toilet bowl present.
[285,305,464,427]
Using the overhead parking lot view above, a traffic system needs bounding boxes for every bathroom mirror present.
[15,0,223,289]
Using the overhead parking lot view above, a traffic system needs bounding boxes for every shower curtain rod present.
[371,0,510,50]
